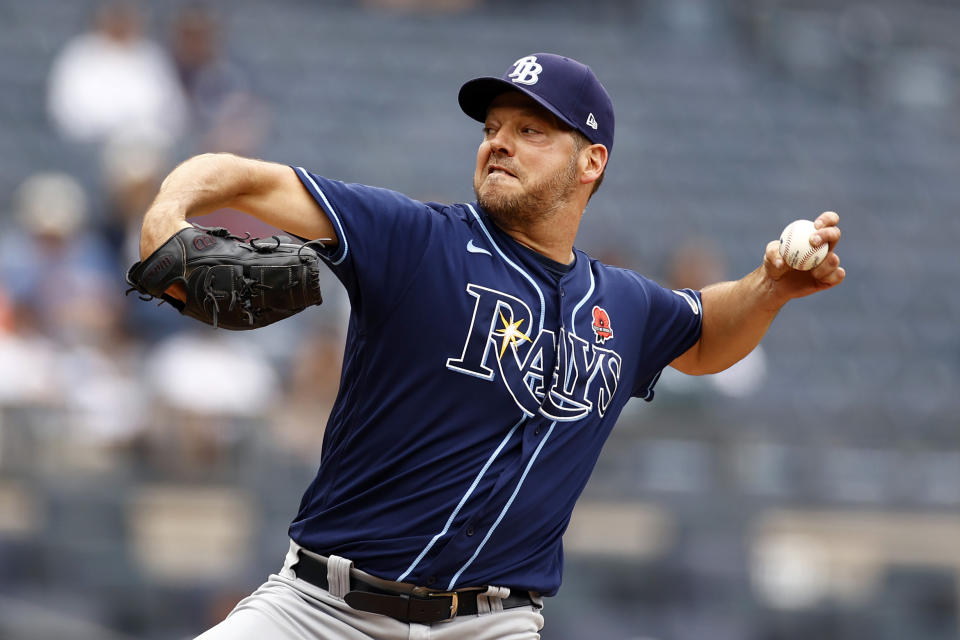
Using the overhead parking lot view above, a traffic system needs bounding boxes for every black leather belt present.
[293,551,537,623]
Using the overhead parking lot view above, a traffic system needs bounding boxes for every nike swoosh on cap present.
[467,240,492,256]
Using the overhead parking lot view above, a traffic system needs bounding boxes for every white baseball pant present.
[194,540,545,640]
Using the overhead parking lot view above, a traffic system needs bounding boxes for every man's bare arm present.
[139,153,336,259]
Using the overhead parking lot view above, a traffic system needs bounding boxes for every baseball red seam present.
[799,243,825,269]
[782,230,824,269]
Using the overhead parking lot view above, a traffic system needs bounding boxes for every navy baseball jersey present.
[288,167,702,596]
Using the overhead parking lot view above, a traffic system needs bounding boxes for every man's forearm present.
[157,153,258,217]
[676,267,787,375]
[138,153,337,259]
[139,153,255,258]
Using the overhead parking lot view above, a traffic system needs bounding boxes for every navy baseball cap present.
[459,53,615,153]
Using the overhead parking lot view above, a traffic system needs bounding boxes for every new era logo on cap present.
[458,53,615,153]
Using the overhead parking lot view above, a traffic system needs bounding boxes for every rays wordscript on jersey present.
[446,284,622,421]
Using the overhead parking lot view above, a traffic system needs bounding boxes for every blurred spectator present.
[145,330,280,417]
[0,173,148,464]
[664,237,727,294]
[272,331,343,462]
[100,130,172,267]
[46,0,188,144]
[142,330,281,470]
[0,284,12,334]
[0,172,116,344]
[55,305,150,466]
[0,302,60,408]
[169,4,270,155]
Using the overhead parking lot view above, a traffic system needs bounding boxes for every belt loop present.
[280,538,302,580]
[327,554,354,599]
[476,585,511,615]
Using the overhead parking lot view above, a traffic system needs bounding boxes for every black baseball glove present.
[126,224,324,330]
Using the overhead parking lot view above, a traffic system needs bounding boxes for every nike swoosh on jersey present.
[466,240,492,256]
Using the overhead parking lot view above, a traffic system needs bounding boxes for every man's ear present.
[580,144,608,186]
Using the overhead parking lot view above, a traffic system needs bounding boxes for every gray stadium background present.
[0,0,958,638]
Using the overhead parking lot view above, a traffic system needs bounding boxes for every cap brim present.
[458,77,579,133]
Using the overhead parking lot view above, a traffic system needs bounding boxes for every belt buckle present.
[426,591,459,621]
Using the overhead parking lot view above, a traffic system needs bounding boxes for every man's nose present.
[485,128,514,156]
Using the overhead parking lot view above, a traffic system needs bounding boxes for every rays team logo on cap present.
[591,305,613,343]
[509,56,543,85]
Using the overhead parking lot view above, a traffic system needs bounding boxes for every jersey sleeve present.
[632,283,703,400]
[293,167,437,326]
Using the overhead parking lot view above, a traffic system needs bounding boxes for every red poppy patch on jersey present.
[591,305,613,343]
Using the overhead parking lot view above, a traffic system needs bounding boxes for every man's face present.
[473,92,580,227]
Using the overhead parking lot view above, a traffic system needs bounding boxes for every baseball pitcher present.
[132,53,844,639]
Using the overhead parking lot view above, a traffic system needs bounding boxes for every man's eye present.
[522,127,542,135]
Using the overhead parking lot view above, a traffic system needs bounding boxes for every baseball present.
[778,219,828,271]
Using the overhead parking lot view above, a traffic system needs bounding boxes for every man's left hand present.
[762,210,845,303]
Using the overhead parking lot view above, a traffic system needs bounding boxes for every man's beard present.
[474,153,579,228]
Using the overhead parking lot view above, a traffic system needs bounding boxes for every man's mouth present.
[487,164,517,178]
